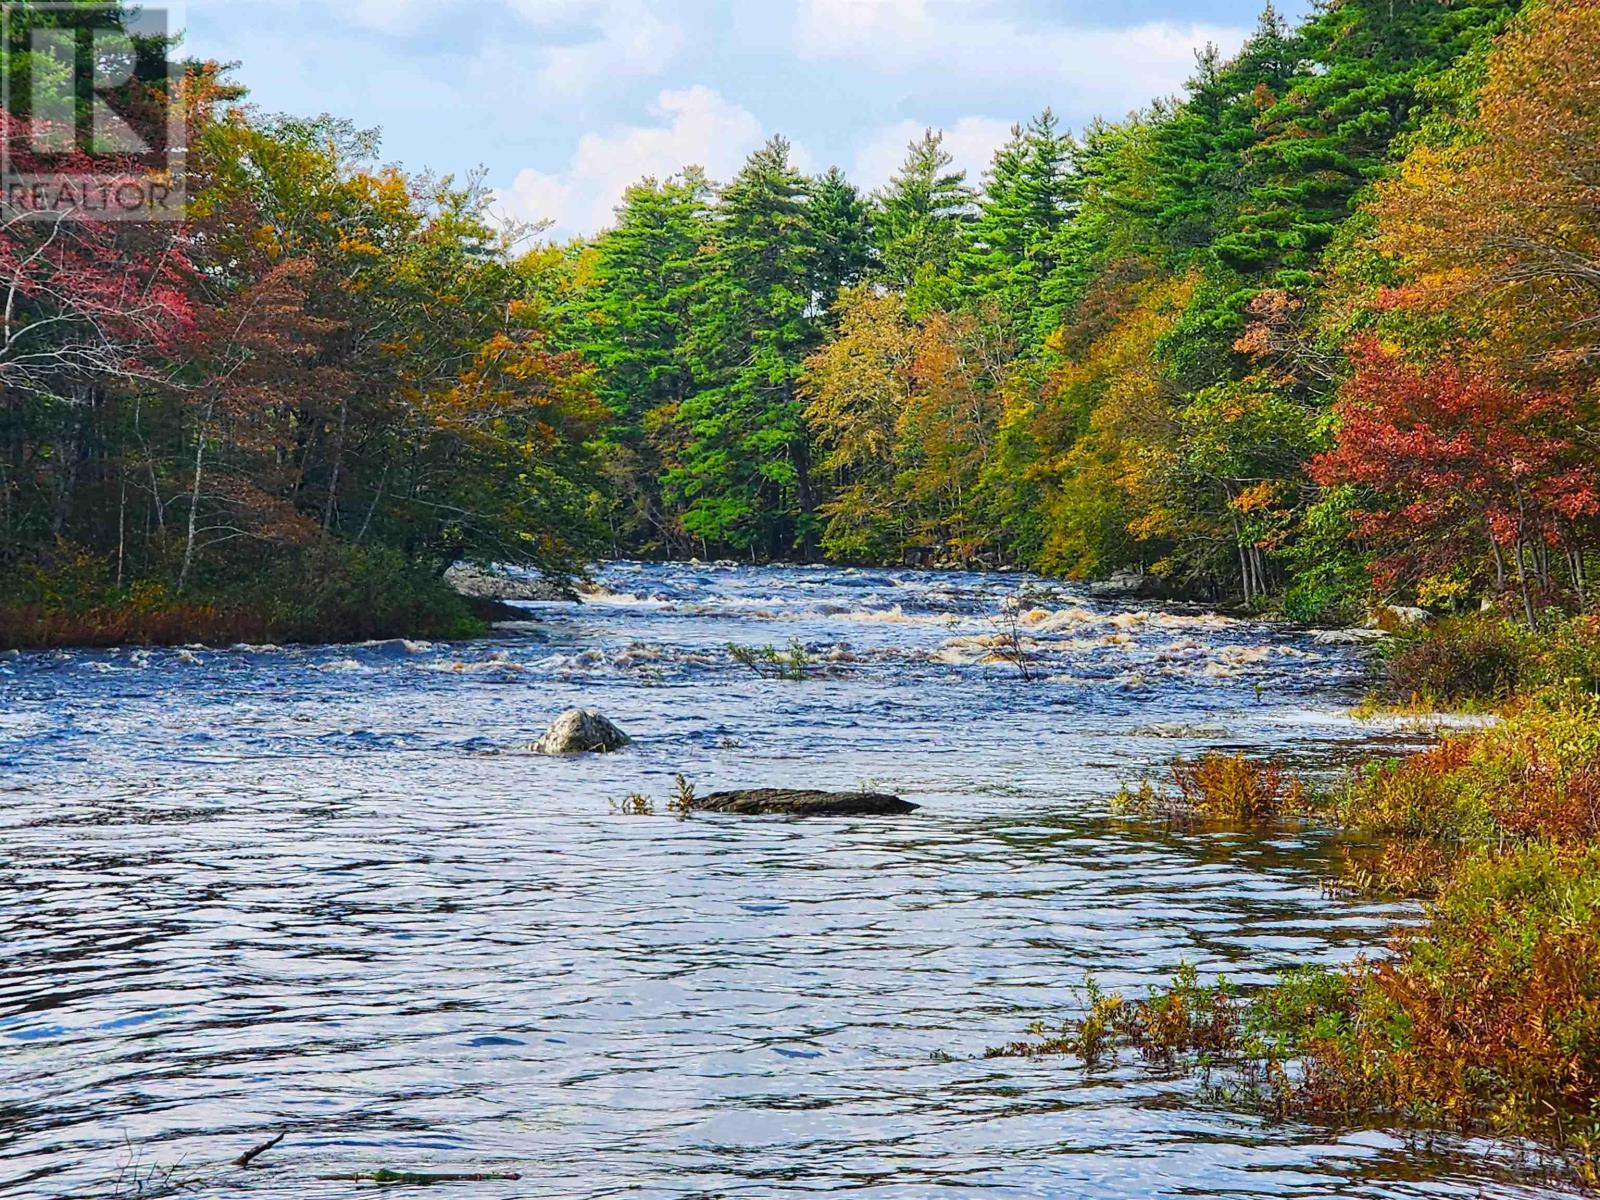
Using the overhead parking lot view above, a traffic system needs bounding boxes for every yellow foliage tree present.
[1372,0,1600,379]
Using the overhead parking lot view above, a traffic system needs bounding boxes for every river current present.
[0,563,1571,1197]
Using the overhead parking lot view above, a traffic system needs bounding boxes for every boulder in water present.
[447,563,576,604]
[1312,628,1389,645]
[1085,570,1161,599]
[689,789,917,817]
[534,708,631,755]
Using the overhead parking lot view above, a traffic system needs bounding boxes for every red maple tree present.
[1311,340,1600,621]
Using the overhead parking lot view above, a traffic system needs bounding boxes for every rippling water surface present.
[0,563,1573,1197]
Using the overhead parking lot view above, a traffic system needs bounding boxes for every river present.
[0,562,1571,1197]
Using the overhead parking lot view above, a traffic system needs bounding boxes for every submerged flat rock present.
[690,789,918,817]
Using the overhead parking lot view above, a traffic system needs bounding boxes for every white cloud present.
[851,115,1017,194]
[527,0,685,101]
[493,85,789,239]
[795,0,1248,117]
[345,0,467,36]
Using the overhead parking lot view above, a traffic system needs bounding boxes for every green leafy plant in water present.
[984,975,1135,1067]
[668,773,697,816]
[727,639,812,681]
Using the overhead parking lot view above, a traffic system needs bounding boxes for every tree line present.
[2,3,601,638]
[3,0,1598,637]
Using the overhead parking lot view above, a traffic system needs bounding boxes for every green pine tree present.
[672,137,822,557]
[573,170,711,552]
[871,128,974,312]
[807,166,875,321]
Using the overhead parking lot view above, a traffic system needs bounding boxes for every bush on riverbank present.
[1384,615,1600,707]
[994,846,1600,1183]
[0,542,483,649]
[1334,703,1600,894]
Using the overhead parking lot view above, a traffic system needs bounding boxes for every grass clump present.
[1113,752,1308,823]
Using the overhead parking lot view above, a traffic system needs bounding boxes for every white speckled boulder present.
[534,708,631,755]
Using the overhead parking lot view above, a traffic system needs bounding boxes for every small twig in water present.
[233,1130,286,1168]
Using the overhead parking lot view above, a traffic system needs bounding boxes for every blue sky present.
[182,0,1302,240]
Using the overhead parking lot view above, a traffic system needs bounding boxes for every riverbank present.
[999,631,1600,1188]
[0,545,1384,653]
[0,545,488,651]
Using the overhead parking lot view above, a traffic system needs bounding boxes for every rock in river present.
[447,563,576,603]
[534,708,631,755]
[689,789,917,817]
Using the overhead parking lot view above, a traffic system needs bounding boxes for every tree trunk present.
[1229,509,1251,604]
[1514,540,1537,628]
[323,396,349,532]
[115,466,127,588]
[177,398,215,595]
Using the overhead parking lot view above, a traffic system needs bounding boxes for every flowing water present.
[0,563,1570,1198]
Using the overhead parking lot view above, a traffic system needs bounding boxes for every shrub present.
[1255,847,1600,1177]
[1115,753,1308,822]
[1171,753,1307,820]
[1335,703,1600,893]
[1384,614,1527,705]
[1383,613,1600,707]
[992,850,1600,1182]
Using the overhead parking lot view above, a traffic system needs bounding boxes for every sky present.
[180,0,1303,241]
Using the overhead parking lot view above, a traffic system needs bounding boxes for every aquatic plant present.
[1113,752,1308,822]
[983,976,1138,1067]
[669,774,697,816]
[727,639,812,681]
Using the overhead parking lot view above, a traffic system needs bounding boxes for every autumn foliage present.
[1311,342,1600,619]
[2,79,604,641]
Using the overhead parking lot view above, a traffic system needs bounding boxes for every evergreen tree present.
[806,166,875,319]
[582,170,710,421]
[958,109,1079,346]
[871,128,974,311]
[577,170,711,551]
[673,137,821,556]
[1218,0,1520,286]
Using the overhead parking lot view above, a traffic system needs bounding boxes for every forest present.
[2,0,1598,641]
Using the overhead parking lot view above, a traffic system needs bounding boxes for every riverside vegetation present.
[4,0,1600,644]
[1015,617,1600,1187]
